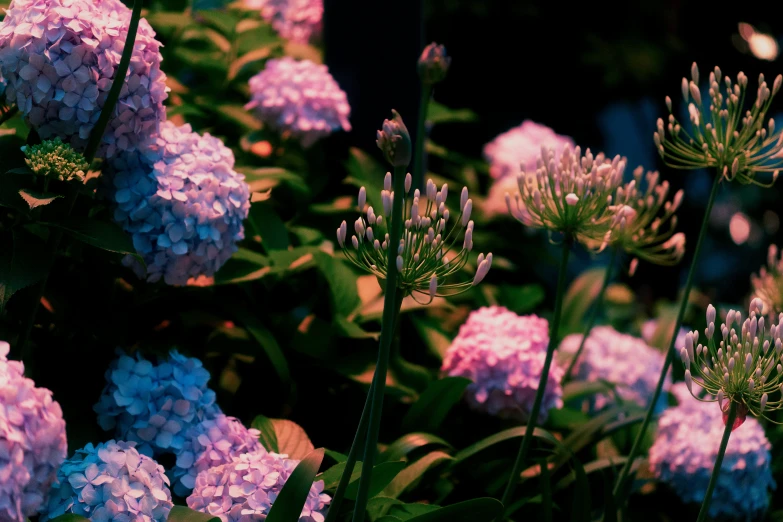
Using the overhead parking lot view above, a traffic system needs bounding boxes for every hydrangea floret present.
[22,137,88,182]
[752,244,783,315]
[418,43,451,86]
[242,0,323,43]
[483,121,574,180]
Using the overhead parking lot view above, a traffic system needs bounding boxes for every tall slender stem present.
[563,246,618,383]
[412,85,432,191]
[696,401,737,522]
[613,172,722,502]
[497,238,572,519]
[351,166,407,522]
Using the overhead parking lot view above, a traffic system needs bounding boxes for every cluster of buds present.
[418,42,451,86]
[337,173,491,301]
[22,137,88,182]
[680,298,783,428]
[654,63,783,186]
[376,109,412,167]
[751,244,783,315]
[506,144,626,248]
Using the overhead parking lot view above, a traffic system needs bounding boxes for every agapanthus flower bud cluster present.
[559,326,671,412]
[483,121,575,180]
[418,43,451,86]
[338,173,491,300]
[94,349,220,456]
[506,145,626,248]
[654,63,783,186]
[42,440,174,522]
[679,298,783,427]
[245,57,350,148]
[0,341,67,522]
[441,307,564,422]
[107,121,251,286]
[376,109,412,167]
[186,451,331,522]
[649,386,774,521]
[22,137,88,182]
[242,0,323,43]
[0,0,169,158]
[752,244,783,315]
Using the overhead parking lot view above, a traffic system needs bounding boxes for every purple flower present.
[170,415,264,497]
[0,0,168,159]
[245,57,350,148]
[441,306,563,422]
[243,0,322,43]
[106,121,251,286]
[0,341,68,522]
[187,451,330,522]
[483,121,574,180]
[42,440,173,522]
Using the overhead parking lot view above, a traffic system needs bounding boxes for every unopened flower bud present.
[376,110,412,167]
[418,42,451,85]
[405,173,412,193]
[358,186,366,209]
[429,275,438,299]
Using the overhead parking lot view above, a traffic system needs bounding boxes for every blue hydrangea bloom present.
[0,341,68,522]
[170,415,263,497]
[42,440,173,522]
[106,121,251,285]
[94,349,220,456]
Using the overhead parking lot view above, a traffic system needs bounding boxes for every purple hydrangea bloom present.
[441,306,564,422]
[0,0,169,159]
[483,121,574,180]
[0,341,67,522]
[42,440,173,522]
[243,0,322,43]
[559,326,671,412]
[245,57,350,148]
[106,121,251,286]
[187,451,330,522]
[649,384,775,520]
[94,349,220,457]
[170,415,264,497]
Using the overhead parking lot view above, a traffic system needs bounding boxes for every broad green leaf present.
[248,201,289,251]
[320,460,361,491]
[562,380,617,403]
[561,267,606,334]
[313,252,361,317]
[266,448,325,522]
[324,449,347,463]
[251,416,314,460]
[217,104,262,131]
[194,9,240,36]
[401,377,471,433]
[404,498,503,522]
[333,316,379,340]
[453,427,561,465]
[379,433,452,464]
[18,189,62,209]
[367,497,405,522]
[251,414,279,453]
[379,452,453,499]
[167,506,220,522]
[344,148,385,212]
[426,100,478,125]
[387,503,440,520]
[238,167,310,197]
[410,316,452,360]
[41,217,135,255]
[498,284,545,314]
[0,229,49,310]
[344,461,407,500]
[229,47,272,80]
[375,517,404,522]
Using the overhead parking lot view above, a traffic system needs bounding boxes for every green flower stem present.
[412,85,432,190]
[562,246,618,384]
[351,165,408,522]
[15,0,143,365]
[696,401,737,522]
[0,105,19,126]
[612,171,722,503]
[497,238,572,519]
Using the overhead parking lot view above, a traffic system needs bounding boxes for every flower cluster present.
[0,341,67,522]
[22,137,89,181]
[107,121,251,286]
[243,0,322,43]
[245,57,350,148]
[169,415,264,497]
[441,307,563,422]
[559,326,671,412]
[338,173,491,300]
[506,145,626,248]
[649,386,774,521]
[654,63,783,186]
[42,440,174,522]
[483,121,574,180]
[0,0,169,158]
[94,349,220,456]
[418,43,451,86]
[679,299,783,427]
[752,244,783,315]
[187,451,331,522]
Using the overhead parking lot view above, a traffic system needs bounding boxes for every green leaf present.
[228,47,272,80]
[251,415,279,453]
[251,416,315,460]
[410,316,452,360]
[367,497,406,522]
[379,452,453,499]
[453,427,561,465]
[426,100,478,125]
[266,448,325,522]
[167,506,220,522]
[324,449,347,463]
[561,267,606,334]
[646,302,680,351]
[238,167,310,198]
[41,217,136,255]
[320,460,361,491]
[540,460,552,522]
[0,229,49,311]
[379,433,452,464]
[498,284,545,314]
[562,380,617,403]
[313,252,361,317]
[344,461,407,500]
[18,189,62,209]
[333,316,380,340]
[401,377,471,433]
[404,498,503,522]
[6,167,34,175]
[570,456,591,522]
[217,104,262,131]
[248,201,289,251]
[344,148,385,212]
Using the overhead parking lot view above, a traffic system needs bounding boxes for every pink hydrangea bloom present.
[483,121,574,180]
[0,0,168,159]
[441,306,563,422]
[243,0,322,43]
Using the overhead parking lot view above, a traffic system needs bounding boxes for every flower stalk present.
[412,84,432,190]
[696,400,738,522]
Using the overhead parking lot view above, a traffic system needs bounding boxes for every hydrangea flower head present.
[107,121,251,286]
[243,0,322,43]
[559,326,671,411]
[170,415,264,497]
[483,121,575,180]
[187,451,331,522]
[23,137,88,181]
[42,440,173,522]
[441,307,563,422]
[94,349,220,456]
[0,0,169,158]
[649,388,774,520]
[0,341,67,522]
[245,58,350,148]
[752,244,783,315]
[338,173,491,300]
[654,63,782,186]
